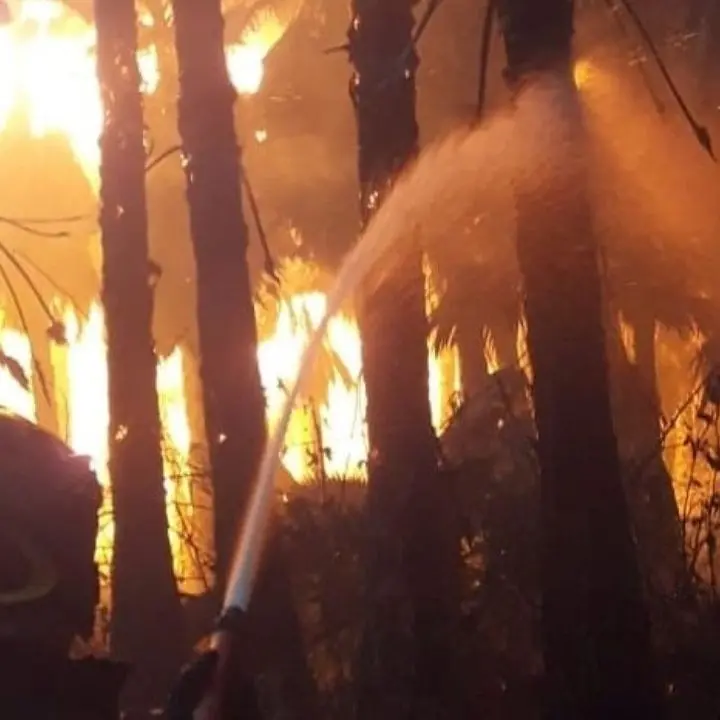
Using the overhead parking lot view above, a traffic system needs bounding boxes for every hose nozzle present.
[212,605,247,637]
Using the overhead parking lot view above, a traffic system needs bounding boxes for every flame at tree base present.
[0,0,467,641]
[0,0,312,626]
[0,289,460,620]
[50,305,213,602]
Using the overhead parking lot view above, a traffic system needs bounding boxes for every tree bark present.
[497,1,664,717]
[171,0,265,598]
[349,2,460,718]
[606,315,686,612]
[171,3,319,717]
[94,0,185,706]
[624,313,684,597]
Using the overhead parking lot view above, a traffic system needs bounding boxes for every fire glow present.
[0,297,459,596]
[0,0,279,186]
[0,0,461,603]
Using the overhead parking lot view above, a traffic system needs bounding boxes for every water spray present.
[171,78,578,719]
[220,78,566,618]
[166,225,405,720]
[176,205,403,720]
[221,217,391,615]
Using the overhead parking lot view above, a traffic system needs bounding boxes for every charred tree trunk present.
[349,2,460,718]
[94,0,185,707]
[497,1,664,717]
[171,3,319,718]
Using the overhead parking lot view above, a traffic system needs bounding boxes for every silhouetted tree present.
[496,0,664,717]
[349,2,460,718]
[170,2,319,716]
[94,0,185,706]
[171,0,264,602]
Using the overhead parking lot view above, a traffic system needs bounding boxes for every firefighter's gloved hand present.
[165,649,220,720]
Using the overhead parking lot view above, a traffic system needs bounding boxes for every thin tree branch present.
[241,168,278,281]
[0,240,57,325]
[12,249,90,322]
[601,0,665,114]
[0,214,89,225]
[146,144,182,173]
[0,216,69,238]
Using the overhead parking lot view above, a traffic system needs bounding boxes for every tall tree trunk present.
[606,315,686,612]
[497,1,664,717]
[624,313,684,597]
[171,4,319,718]
[171,0,264,600]
[94,0,185,707]
[349,3,460,718]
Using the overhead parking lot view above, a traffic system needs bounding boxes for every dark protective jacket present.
[0,410,101,655]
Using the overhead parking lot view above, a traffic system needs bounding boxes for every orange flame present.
[0,1,461,613]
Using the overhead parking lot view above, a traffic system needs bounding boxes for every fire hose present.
[166,606,263,720]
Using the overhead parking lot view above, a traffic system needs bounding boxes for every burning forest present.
[1,0,720,718]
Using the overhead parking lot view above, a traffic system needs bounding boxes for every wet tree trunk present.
[497,1,664,717]
[94,0,185,707]
[171,3,319,718]
[349,2,460,719]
